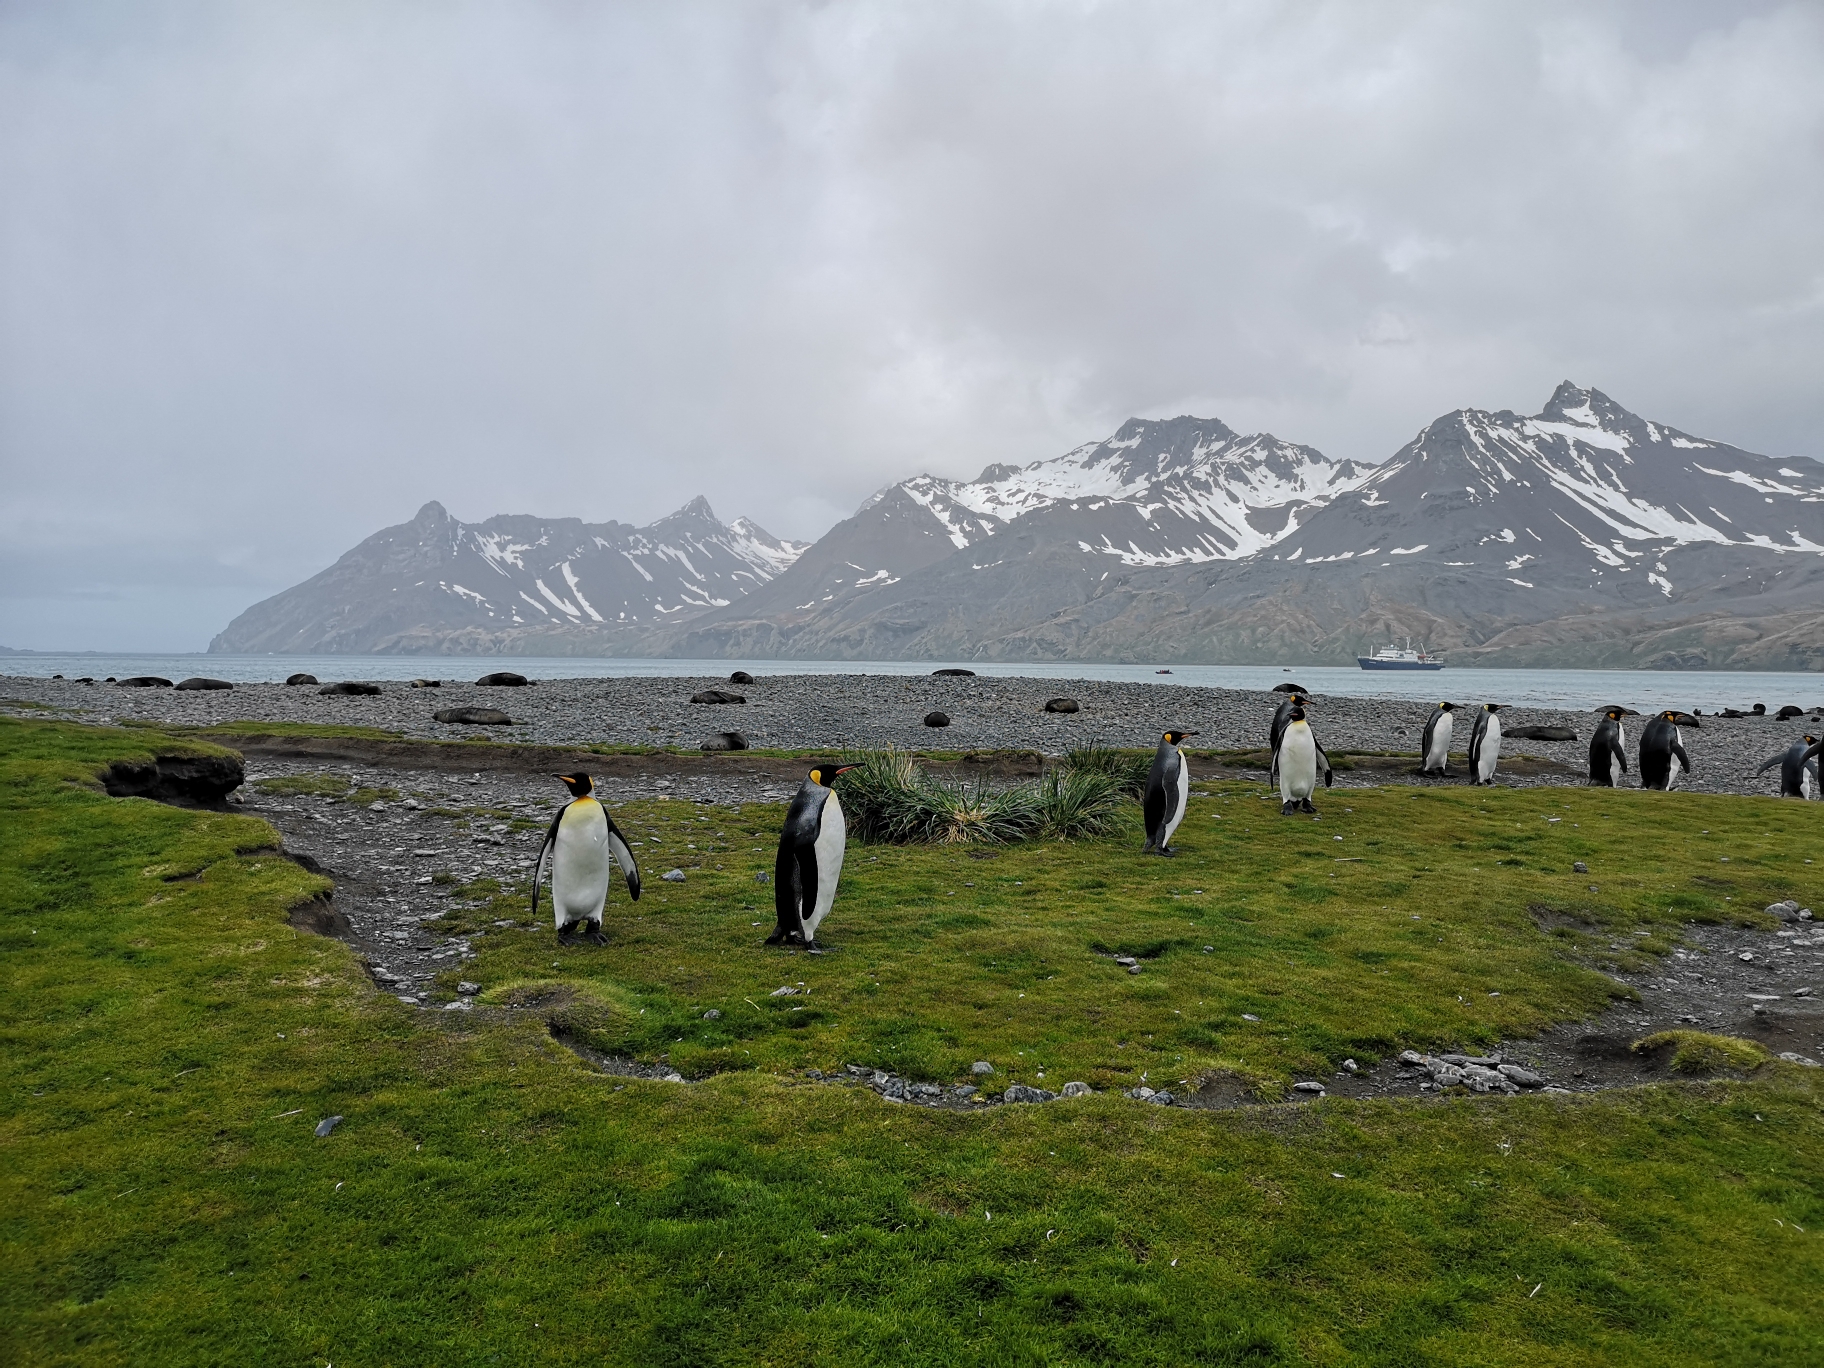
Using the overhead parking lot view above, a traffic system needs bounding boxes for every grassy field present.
[3,716,1823,1365]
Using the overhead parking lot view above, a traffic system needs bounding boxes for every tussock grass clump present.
[1062,740,1152,797]
[1634,1030,1770,1075]
[835,749,1136,845]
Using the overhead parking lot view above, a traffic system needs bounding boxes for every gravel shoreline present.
[7,671,1821,798]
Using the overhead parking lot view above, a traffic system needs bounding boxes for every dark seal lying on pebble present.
[1776,704,1804,721]
[701,731,749,751]
[1598,704,1640,716]
[476,671,529,687]
[728,670,755,685]
[285,673,318,686]
[1273,681,1311,694]
[691,689,746,704]
[410,678,442,689]
[319,681,382,696]
[932,668,975,677]
[175,677,233,691]
[434,706,511,725]
[1043,697,1080,713]
[1506,725,1575,741]
[116,676,173,688]
[924,711,951,727]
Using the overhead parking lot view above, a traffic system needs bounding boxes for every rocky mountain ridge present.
[213,385,1824,669]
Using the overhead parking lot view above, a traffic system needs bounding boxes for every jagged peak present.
[653,495,721,525]
[1539,381,1636,428]
[974,462,1021,484]
[413,500,452,524]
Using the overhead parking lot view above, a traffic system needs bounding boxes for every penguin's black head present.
[807,763,859,786]
[1604,708,1623,720]
[1163,730,1197,746]
[557,772,593,796]
[1287,693,1308,706]
[1438,701,1455,711]
[1484,703,1504,712]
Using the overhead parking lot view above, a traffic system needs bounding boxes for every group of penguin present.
[531,762,860,950]
[529,702,1822,949]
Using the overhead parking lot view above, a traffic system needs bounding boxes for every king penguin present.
[532,772,641,944]
[1755,735,1821,799]
[1267,693,1308,789]
[1143,730,1197,855]
[772,762,858,949]
[1419,702,1456,776]
[1273,706,1332,814]
[1639,711,1694,791]
[1467,704,1504,786]
[1588,708,1629,787]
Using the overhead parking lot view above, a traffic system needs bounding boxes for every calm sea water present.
[4,654,1821,713]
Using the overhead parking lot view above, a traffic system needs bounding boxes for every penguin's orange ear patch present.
[809,769,822,784]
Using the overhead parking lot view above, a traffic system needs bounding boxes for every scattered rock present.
[434,707,512,725]
[1573,861,1588,873]
[701,731,748,751]
[457,981,480,995]
[662,869,686,882]
[1127,964,1143,975]
[923,711,950,728]
[728,670,755,685]
[476,672,529,687]
[175,677,234,691]
[932,668,976,677]
[1342,1059,1358,1073]
[1043,697,1080,714]
[1292,1081,1325,1094]
[1766,900,1802,921]
[314,1115,343,1138]
[703,1008,721,1020]
[116,676,173,688]
[284,673,318,686]
[1061,1081,1092,1097]
[755,871,770,884]
[769,986,800,996]
[1779,1051,1821,1067]
[318,681,381,696]
[691,689,746,704]
[1498,1064,1545,1087]
[1114,956,1138,966]
[1003,1084,1057,1104]
[971,1061,995,1075]
[1241,1013,1260,1022]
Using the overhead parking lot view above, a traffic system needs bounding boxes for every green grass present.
[4,716,1824,1364]
[1635,1030,1772,1076]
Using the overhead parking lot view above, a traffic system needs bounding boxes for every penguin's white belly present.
[804,791,846,940]
[1160,759,1189,847]
[1424,715,1452,771]
[553,804,613,927]
[1476,720,1502,782]
[1603,750,1620,784]
[1666,730,1685,790]
[1279,730,1318,801]
[1801,766,1815,801]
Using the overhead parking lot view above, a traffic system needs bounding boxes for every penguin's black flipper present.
[1315,741,1334,789]
[604,813,642,901]
[530,804,566,920]
[1756,751,1786,778]
[1672,740,1694,776]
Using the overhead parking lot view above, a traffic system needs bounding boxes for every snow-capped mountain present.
[701,415,1369,629]
[665,386,1824,670]
[210,498,807,654]
[1273,382,1824,593]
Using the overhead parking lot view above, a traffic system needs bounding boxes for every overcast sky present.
[3,1,1820,651]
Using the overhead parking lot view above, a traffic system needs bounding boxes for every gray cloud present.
[2,0,1818,649]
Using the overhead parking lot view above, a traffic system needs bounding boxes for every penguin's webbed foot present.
[763,928,787,946]
[586,925,608,946]
[1280,801,1297,815]
[1300,799,1317,814]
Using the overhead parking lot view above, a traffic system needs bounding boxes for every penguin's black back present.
[775,779,831,928]
[1142,737,1182,844]
[1588,716,1626,786]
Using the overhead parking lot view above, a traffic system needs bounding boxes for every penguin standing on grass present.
[1267,693,1308,788]
[772,762,858,949]
[1754,735,1821,799]
[1588,708,1629,787]
[1639,711,1694,791]
[1143,730,1197,855]
[532,773,642,944]
[1273,706,1332,815]
[1467,704,1504,786]
[1419,702,1456,776]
